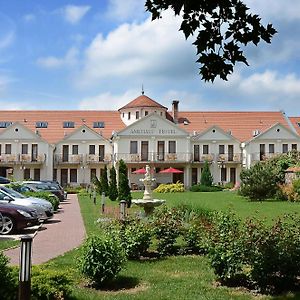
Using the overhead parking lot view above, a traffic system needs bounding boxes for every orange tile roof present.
[0,111,125,143]
[176,111,292,142]
[289,117,300,135]
[118,94,167,110]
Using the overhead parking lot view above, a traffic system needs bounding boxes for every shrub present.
[79,235,126,286]
[292,178,300,197]
[122,218,152,259]
[118,159,132,207]
[100,165,109,196]
[190,184,223,192]
[240,162,278,201]
[31,266,73,300]
[154,181,184,193]
[277,184,299,202]
[200,161,213,186]
[24,191,59,211]
[151,206,183,256]
[0,252,18,300]
[108,166,118,201]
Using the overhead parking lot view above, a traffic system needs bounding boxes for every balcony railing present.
[217,153,242,163]
[115,152,192,163]
[55,154,83,164]
[0,154,46,164]
[85,154,112,163]
[192,154,214,163]
[251,152,280,161]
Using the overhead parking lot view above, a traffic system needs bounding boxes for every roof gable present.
[0,122,47,142]
[192,125,239,142]
[116,112,189,137]
[248,123,300,143]
[57,125,108,143]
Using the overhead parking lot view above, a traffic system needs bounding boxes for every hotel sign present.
[129,128,176,135]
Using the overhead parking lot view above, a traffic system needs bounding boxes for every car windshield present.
[0,186,26,199]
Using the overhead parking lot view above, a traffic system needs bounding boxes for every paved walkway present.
[4,194,86,265]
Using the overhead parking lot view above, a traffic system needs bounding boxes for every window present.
[63,121,74,128]
[89,145,96,155]
[24,168,30,180]
[70,169,77,183]
[292,144,298,151]
[131,168,136,173]
[0,121,12,128]
[99,145,105,161]
[93,121,105,128]
[194,145,200,161]
[22,144,28,155]
[168,141,176,153]
[5,144,11,154]
[90,169,96,180]
[100,168,106,177]
[219,145,225,154]
[32,144,38,161]
[122,113,124,118]
[221,167,227,182]
[72,145,78,155]
[130,141,138,154]
[33,168,40,181]
[136,111,139,120]
[259,144,265,160]
[145,111,148,116]
[128,112,131,120]
[282,144,288,153]
[203,145,209,155]
[269,144,275,153]
[35,121,48,128]
[53,169,57,181]
[297,122,300,128]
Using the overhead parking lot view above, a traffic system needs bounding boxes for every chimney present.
[172,100,179,123]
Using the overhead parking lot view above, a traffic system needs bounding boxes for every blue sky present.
[0,0,300,116]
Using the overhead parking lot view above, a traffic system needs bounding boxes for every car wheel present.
[0,215,15,235]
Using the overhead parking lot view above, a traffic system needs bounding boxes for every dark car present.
[40,181,67,200]
[0,203,39,235]
[0,176,10,184]
[22,181,65,201]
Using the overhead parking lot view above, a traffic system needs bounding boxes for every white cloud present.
[23,14,35,22]
[77,12,196,87]
[78,90,139,110]
[36,47,79,69]
[106,0,146,21]
[61,5,90,24]
[0,31,14,49]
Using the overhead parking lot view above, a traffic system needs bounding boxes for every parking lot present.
[3,194,86,265]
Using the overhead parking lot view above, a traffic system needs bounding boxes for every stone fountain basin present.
[132,199,165,208]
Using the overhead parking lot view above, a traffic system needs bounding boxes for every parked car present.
[0,202,39,234]
[0,186,53,221]
[22,181,66,201]
[0,176,10,184]
[40,181,67,200]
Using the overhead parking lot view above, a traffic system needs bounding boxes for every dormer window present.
[0,121,12,128]
[297,122,300,128]
[136,111,139,120]
[93,122,105,128]
[36,121,48,128]
[63,121,74,128]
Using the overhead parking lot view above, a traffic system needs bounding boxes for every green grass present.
[0,239,18,251]
[132,191,300,222]
[44,192,300,299]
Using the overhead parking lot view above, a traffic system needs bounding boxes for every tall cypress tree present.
[100,165,109,196]
[200,161,213,187]
[109,166,118,201]
[118,159,132,207]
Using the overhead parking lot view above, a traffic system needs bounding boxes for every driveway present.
[4,193,86,265]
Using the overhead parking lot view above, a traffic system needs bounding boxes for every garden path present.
[4,194,86,265]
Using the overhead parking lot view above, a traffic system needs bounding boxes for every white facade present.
[0,97,299,188]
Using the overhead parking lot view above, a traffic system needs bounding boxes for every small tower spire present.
[141,84,144,95]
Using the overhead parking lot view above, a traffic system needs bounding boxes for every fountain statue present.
[132,165,165,216]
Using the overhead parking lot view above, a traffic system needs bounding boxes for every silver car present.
[0,186,53,221]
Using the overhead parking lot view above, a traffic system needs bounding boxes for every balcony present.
[0,154,46,165]
[85,154,112,164]
[192,154,214,163]
[251,152,280,162]
[217,153,242,163]
[55,154,83,165]
[115,152,192,163]
[0,154,18,164]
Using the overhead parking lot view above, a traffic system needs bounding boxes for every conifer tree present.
[109,166,118,201]
[200,161,213,187]
[118,159,132,207]
[100,165,109,196]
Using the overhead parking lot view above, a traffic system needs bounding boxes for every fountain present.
[132,165,165,216]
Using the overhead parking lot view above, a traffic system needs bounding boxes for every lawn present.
[44,192,300,300]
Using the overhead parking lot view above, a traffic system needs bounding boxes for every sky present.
[0,0,299,116]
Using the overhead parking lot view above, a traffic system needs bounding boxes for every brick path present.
[4,194,86,265]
